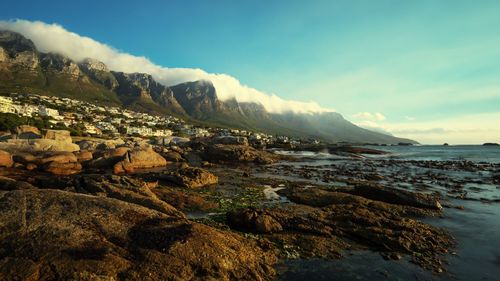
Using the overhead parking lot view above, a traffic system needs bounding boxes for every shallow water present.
[277,200,500,281]
[271,147,500,281]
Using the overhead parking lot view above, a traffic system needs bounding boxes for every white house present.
[39,106,59,118]
[0,96,16,113]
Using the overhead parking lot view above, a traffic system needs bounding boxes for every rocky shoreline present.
[2,132,496,280]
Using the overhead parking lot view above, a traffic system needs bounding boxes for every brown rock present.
[227,208,282,234]
[0,189,276,280]
[255,214,283,233]
[213,136,249,146]
[113,148,167,174]
[85,147,130,170]
[12,152,36,164]
[230,186,453,272]
[102,147,130,158]
[16,125,42,139]
[26,163,37,171]
[0,150,13,167]
[73,175,182,217]
[160,167,218,188]
[205,144,276,164]
[16,125,41,136]
[35,152,82,175]
[338,183,443,210]
[1,139,80,152]
[43,129,72,143]
[38,152,78,165]
[0,176,35,190]
[44,162,82,175]
[74,150,93,162]
[163,151,184,162]
[153,187,219,212]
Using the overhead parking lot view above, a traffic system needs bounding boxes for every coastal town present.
[0,92,297,146]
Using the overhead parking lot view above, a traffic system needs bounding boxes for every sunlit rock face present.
[0,30,39,69]
[40,53,81,78]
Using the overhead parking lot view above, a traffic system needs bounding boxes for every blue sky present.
[1,0,500,143]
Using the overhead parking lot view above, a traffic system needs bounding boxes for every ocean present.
[274,145,500,281]
[363,145,500,163]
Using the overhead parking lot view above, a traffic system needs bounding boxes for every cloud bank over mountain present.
[0,19,331,114]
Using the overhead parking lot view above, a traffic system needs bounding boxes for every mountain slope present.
[0,30,416,144]
[168,80,416,144]
[111,72,186,115]
[0,30,122,105]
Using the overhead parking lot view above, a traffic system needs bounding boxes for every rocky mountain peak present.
[79,58,109,72]
[0,30,37,57]
[40,53,81,77]
[0,30,417,144]
[112,72,157,91]
[173,80,217,100]
[0,30,39,69]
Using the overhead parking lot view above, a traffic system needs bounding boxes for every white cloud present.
[0,19,331,114]
[353,120,393,135]
[352,112,386,121]
[381,113,500,144]
[353,112,500,144]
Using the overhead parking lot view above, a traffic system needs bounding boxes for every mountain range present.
[0,30,416,144]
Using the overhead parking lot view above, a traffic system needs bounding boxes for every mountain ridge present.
[0,29,417,144]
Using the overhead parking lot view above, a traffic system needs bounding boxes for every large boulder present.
[74,150,93,162]
[227,208,283,234]
[15,125,41,139]
[103,147,130,158]
[97,139,126,150]
[160,167,218,188]
[162,151,184,162]
[0,150,13,167]
[0,139,80,152]
[30,139,80,152]
[86,147,130,170]
[153,187,219,212]
[113,148,168,174]
[0,176,35,191]
[76,140,98,151]
[337,184,443,210]
[44,162,82,176]
[154,136,190,146]
[12,152,36,165]
[213,136,249,146]
[227,201,452,272]
[0,189,276,280]
[38,152,82,175]
[73,175,182,217]
[38,152,77,165]
[43,129,72,143]
[205,144,276,164]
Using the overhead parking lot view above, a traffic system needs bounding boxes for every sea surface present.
[364,144,500,163]
[275,145,500,281]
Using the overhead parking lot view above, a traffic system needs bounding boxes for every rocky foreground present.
[0,130,460,280]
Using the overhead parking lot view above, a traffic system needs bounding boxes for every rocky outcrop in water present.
[228,186,452,273]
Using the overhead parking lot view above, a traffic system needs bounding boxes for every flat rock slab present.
[0,189,276,280]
